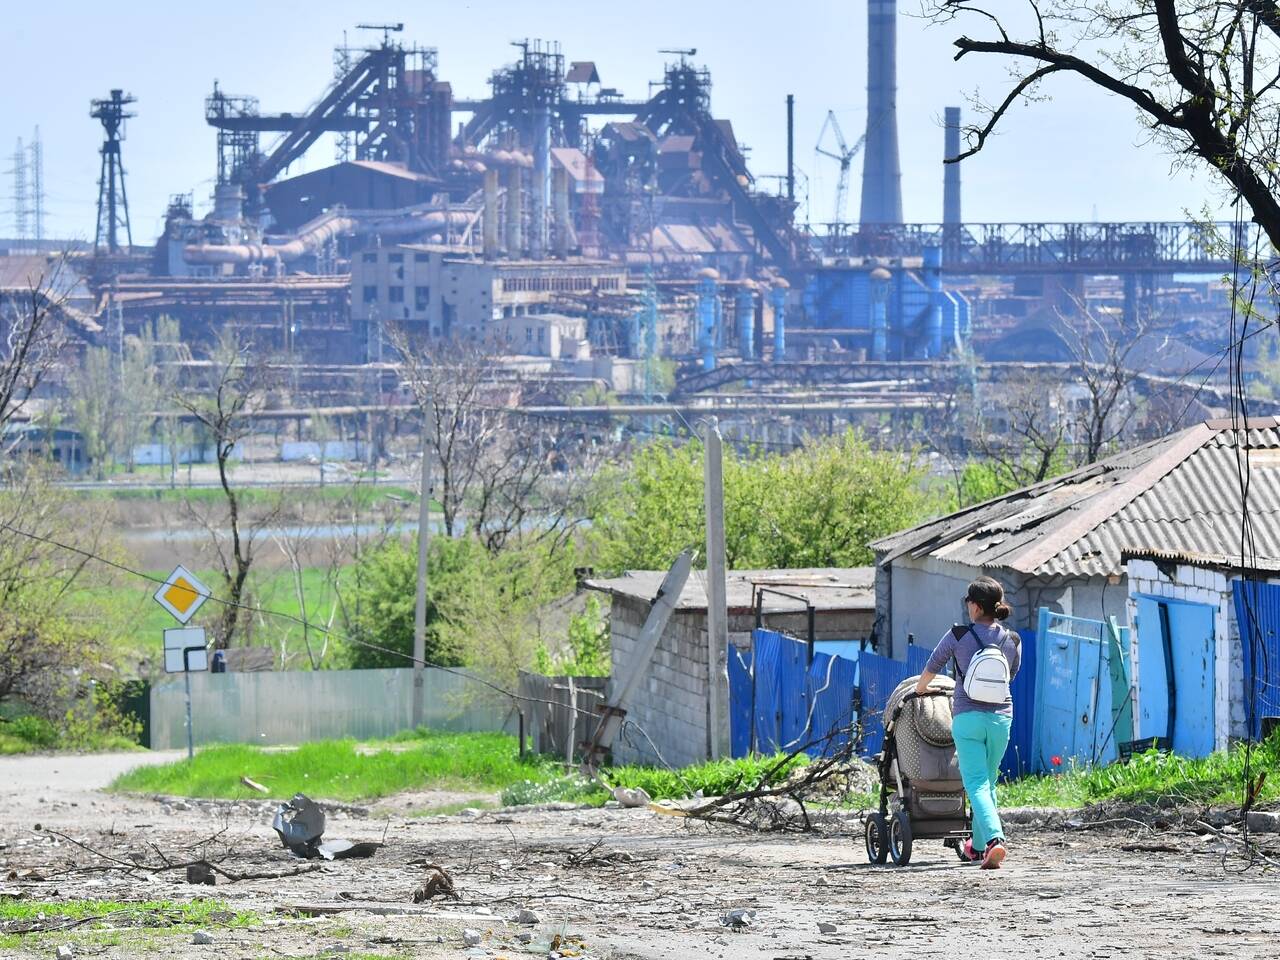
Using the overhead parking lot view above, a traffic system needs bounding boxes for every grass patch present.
[999,732,1280,809]
[408,799,498,817]
[110,730,561,801]
[0,896,257,929]
[500,753,812,807]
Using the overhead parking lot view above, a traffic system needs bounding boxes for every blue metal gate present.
[1033,609,1131,773]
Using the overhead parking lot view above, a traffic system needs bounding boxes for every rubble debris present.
[240,776,270,795]
[611,786,651,808]
[463,929,482,947]
[55,946,74,960]
[818,921,837,934]
[515,931,535,944]
[516,908,542,925]
[192,930,215,945]
[273,794,380,861]
[186,862,216,886]
[411,863,458,902]
[721,909,756,929]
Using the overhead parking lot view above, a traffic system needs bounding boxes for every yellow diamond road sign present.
[154,565,211,624]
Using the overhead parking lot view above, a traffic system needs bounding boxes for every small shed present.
[585,567,875,768]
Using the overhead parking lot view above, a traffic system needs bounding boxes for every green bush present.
[9,715,57,747]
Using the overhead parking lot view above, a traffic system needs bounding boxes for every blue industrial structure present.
[736,283,754,360]
[801,246,971,359]
[770,283,788,361]
[697,268,718,371]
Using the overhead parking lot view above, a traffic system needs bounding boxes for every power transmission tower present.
[11,138,28,246]
[91,89,136,254]
[30,128,44,246]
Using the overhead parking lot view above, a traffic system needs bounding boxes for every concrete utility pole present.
[703,417,728,760]
[412,414,431,729]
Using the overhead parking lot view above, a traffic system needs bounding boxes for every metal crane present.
[815,110,866,223]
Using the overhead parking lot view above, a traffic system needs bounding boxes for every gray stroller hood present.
[883,676,962,785]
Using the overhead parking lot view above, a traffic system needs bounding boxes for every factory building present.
[351,243,627,356]
[800,251,971,360]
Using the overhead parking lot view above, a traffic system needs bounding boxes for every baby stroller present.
[864,675,971,866]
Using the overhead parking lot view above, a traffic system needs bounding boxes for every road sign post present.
[155,567,212,760]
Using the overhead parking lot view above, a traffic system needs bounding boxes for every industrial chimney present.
[859,0,903,225]
[943,106,961,226]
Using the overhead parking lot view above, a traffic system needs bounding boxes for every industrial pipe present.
[697,268,719,373]
[483,168,499,260]
[553,165,572,258]
[736,282,755,360]
[182,209,474,265]
[506,164,523,256]
[923,245,943,358]
[870,266,891,361]
[531,103,550,259]
[771,281,789,362]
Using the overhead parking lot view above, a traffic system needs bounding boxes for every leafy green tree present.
[66,347,118,480]
[589,430,939,573]
[534,594,610,677]
[344,536,479,669]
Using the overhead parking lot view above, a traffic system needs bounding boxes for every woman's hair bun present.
[994,601,1013,621]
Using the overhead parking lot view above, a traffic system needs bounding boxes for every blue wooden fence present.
[1233,580,1280,738]
[730,626,1040,779]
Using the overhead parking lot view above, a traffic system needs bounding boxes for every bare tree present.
[0,255,73,436]
[929,1,1280,245]
[973,372,1072,487]
[1056,305,1165,463]
[390,329,586,554]
[174,333,278,649]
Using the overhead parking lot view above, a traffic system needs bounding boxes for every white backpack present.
[951,624,1012,704]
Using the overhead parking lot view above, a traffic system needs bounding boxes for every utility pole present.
[703,417,728,760]
[412,409,431,729]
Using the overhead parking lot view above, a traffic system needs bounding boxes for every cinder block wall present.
[609,597,713,768]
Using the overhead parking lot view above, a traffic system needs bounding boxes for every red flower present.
[1051,755,1063,767]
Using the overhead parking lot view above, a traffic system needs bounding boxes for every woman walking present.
[914,576,1021,869]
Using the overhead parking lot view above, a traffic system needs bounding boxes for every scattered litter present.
[818,921,837,934]
[411,864,458,902]
[516,908,542,925]
[611,786,651,808]
[721,909,756,929]
[186,863,216,886]
[55,946,74,960]
[463,929,482,947]
[192,930,215,945]
[273,794,380,861]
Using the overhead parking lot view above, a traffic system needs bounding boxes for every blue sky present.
[1,0,1225,242]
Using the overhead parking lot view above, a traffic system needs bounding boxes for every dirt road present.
[0,752,1276,960]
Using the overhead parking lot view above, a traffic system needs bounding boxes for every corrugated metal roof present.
[584,567,875,613]
[873,419,1280,578]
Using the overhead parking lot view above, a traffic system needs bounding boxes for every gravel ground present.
[1,752,1277,960]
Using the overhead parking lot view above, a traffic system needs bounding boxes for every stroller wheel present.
[889,810,913,865]
[865,812,889,864]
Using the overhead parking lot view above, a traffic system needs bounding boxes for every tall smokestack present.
[860,0,903,225]
[943,106,961,226]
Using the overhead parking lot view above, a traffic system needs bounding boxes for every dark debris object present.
[272,793,380,861]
